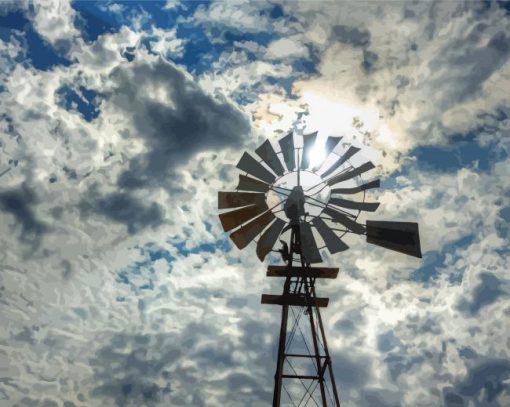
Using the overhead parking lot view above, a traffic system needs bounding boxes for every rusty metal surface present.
[219,203,269,232]
[236,174,270,192]
[261,293,329,308]
[218,191,265,209]
[266,266,339,279]
[312,217,349,254]
[329,197,380,212]
[323,206,366,234]
[366,220,422,258]
[331,179,380,194]
[299,221,322,264]
[236,151,276,184]
[255,139,285,176]
[327,161,375,186]
[256,218,286,261]
[229,211,275,249]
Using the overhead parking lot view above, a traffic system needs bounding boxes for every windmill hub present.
[266,171,331,220]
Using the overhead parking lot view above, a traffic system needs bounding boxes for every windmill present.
[218,131,421,406]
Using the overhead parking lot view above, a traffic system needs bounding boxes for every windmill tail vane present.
[217,131,422,406]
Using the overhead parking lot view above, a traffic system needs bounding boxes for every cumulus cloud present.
[105,56,250,189]
[29,0,81,53]
[265,37,309,60]
[0,0,509,406]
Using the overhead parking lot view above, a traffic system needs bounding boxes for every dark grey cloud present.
[0,184,47,246]
[331,24,378,73]
[459,346,478,360]
[90,333,178,406]
[360,388,401,407]
[450,359,510,404]
[334,308,365,336]
[443,391,465,407]
[331,25,371,48]
[87,317,275,405]
[12,326,38,345]
[496,206,510,239]
[107,57,250,190]
[362,49,379,72]
[457,272,507,316]
[79,189,165,234]
[377,330,398,353]
[385,353,425,382]
[429,29,510,110]
[333,353,371,388]
[78,57,250,232]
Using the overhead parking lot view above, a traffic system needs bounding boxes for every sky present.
[0,0,509,406]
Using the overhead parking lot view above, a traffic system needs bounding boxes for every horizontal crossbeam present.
[282,374,320,380]
[285,353,328,359]
[267,265,339,279]
[261,294,329,308]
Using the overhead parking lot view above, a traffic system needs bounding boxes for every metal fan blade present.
[255,139,285,176]
[236,175,270,192]
[301,131,318,169]
[256,218,286,261]
[366,220,422,258]
[311,136,343,171]
[327,161,375,186]
[321,146,361,178]
[218,191,266,209]
[278,132,295,172]
[329,197,380,212]
[230,211,275,249]
[219,202,269,232]
[312,217,349,254]
[323,207,366,235]
[299,222,322,263]
[324,136,342,157]
[237,152,276,184]
[331,179,380,194]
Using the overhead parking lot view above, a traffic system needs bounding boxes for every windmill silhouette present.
[218,131,421,406]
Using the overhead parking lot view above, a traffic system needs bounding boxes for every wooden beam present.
[261,294,329,308]
[267,265,339,279]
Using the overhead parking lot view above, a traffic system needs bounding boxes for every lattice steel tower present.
[218,131,421,406]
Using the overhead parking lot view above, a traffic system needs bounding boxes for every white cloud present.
[265,37,309,60]
[29,0,81,53]
[0,1,509,406]
[193,0,273,35]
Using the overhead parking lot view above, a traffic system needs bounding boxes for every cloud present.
[0,0,509,406]
[457,272,508,316]
[265,37,309,60]
[193,0,274,35]
[0,183,47,247]
[79,190,166,234]
[105,56,250,190]
[28,0,81,54]
[452,359,510,404]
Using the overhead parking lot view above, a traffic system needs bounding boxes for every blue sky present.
[0,1,509,406]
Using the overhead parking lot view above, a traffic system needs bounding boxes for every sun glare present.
[302,91,379,135]
[308,143,326,169]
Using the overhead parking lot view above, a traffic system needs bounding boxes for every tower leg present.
[306,282,328,405]
[273,278,290,407]
[313,286,341,406]
[270,275,340,406]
